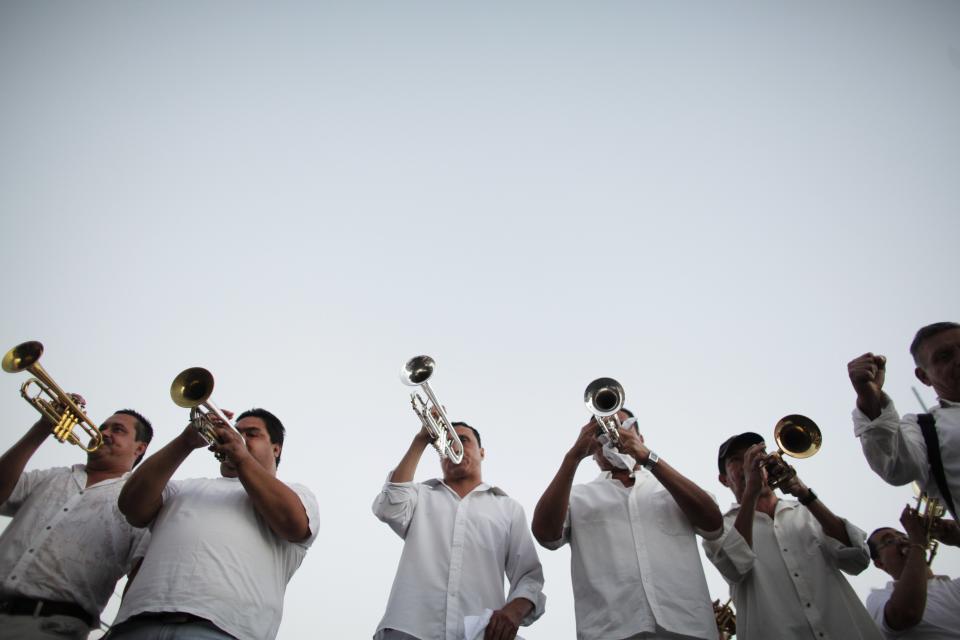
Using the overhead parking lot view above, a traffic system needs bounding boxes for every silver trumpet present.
[170,367,236,461]
[400,356,464,464]
[584,377,626,443]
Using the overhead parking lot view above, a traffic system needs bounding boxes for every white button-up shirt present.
[853,398,960,514]
[372,477,546,640]
[542,470,719,640]
[703,499,881,640]
[0,465,148,619]
[865,575,960,639]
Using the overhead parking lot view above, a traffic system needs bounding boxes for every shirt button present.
[62,508,68,512]
[27,549,34,553]
[45,526,51,530]
[79,490,84,495]
[9,576,15,581]
[794,573,799,577]
[806,603,812,608]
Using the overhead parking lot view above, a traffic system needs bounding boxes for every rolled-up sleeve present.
[372,475,420,539]
[702,521,756,584]
[505,504,546,625]
[852,400,929,488]
[537,506,571,551]
[818,518,871,575]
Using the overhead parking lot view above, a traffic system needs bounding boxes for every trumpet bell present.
[773,414,821,459]
[401,355,435,386]
[584,377,624,417]
[170,367,215,408]
[2,341,44,373]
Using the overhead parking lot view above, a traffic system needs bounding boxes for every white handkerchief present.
[463,609,525,640]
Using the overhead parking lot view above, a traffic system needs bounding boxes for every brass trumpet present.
[3,341,102,452]
[584,377,625,443]
[170,367,236,460]
[400,356,464,464]
[911,482,946,566]
[763,414,822,489]
[712,598,736,640]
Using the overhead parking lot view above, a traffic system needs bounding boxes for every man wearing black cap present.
[703,432,880,640]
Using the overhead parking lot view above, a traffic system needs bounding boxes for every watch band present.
[799,488,818,506]
[643,451,660,469]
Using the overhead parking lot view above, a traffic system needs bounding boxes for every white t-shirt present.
[865,576,960,639]
[115,476,319,640]
[0,465,148,620]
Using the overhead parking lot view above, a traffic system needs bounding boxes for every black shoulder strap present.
[917,413,958,521]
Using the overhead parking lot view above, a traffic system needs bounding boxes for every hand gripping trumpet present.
[170,367,237,461]
[3,341,103,452]
[762,414,822,489]
[400,356,464,464]
[712,598,736,640]
[584,377,626,443]
[911,482,946,566]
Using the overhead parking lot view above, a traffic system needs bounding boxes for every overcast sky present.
[1,2,959,638]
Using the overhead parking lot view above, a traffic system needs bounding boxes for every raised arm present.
[531,421,595,545]
[618,427,722,533]
[391,427,432,483]
[118,425,205,527]
[0,419,52,505]
[781,475,851,545]
[884,507,933,631]
[210,423,311,542]
[848,352,888,420]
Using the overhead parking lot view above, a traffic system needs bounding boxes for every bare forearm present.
[885,546,929,630]
[806,499,851,546]
[532,453,579,544]
[390,434,431,483]
[119,434,194,526]
[734,497,757,547]
[856,390,889,421]
[651,459,723,532]
[0,421,49,504]
[236,459,310,541]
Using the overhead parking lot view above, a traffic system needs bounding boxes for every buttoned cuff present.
[703,525,756,581]
[695,524,724,541]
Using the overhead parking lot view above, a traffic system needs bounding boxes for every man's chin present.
[220,462,239,477]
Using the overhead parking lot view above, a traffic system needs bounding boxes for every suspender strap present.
[917,413,958,521]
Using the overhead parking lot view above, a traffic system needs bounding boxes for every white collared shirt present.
[0,464,148,619]
[852,398,960,514]
[542,470,719,640]
[703,499,881,640]
[865,575,960,638]
[372,477,546,640]
[115,476,319,640]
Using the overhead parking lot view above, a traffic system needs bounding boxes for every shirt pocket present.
[652,491,687,536]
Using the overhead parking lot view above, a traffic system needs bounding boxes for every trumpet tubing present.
[3,341,102,452]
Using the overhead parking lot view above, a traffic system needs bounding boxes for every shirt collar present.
[939,397,959,408]
[424,478,507,497]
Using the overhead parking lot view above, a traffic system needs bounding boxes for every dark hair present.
[910,322,960,365]
[236,408,285,467]
[451,421,481,449]
[867,528,886,561]
[115,409,153,467]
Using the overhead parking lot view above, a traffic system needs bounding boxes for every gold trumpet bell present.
[773,414,822,459]
[2,341,44,374]
[170,367,215,408]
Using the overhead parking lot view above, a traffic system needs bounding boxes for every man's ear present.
[479,447,485,461]
[718,473,731,488]
[915,366,932,387]
[134,442,147,459]
[272,443,282,461]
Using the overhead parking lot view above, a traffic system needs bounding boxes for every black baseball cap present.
[717,432,765,474]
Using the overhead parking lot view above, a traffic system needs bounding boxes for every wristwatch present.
[799,488,818,506]
[642,450,660,470]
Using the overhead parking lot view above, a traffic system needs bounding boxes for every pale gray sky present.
[1,2,958,638]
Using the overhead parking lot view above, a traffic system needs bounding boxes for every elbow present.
[530,521,558,548]
[118,487,156,528]
[886,607,923,631]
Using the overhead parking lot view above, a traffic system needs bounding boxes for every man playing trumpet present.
[113,408,318,640]
[373,420,545,640]
[532,409,723,640]
[704,432,880,640]
[866,506,960,638]
[0,402,153,640]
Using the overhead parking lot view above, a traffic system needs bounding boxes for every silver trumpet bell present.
[584,377,626,443]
